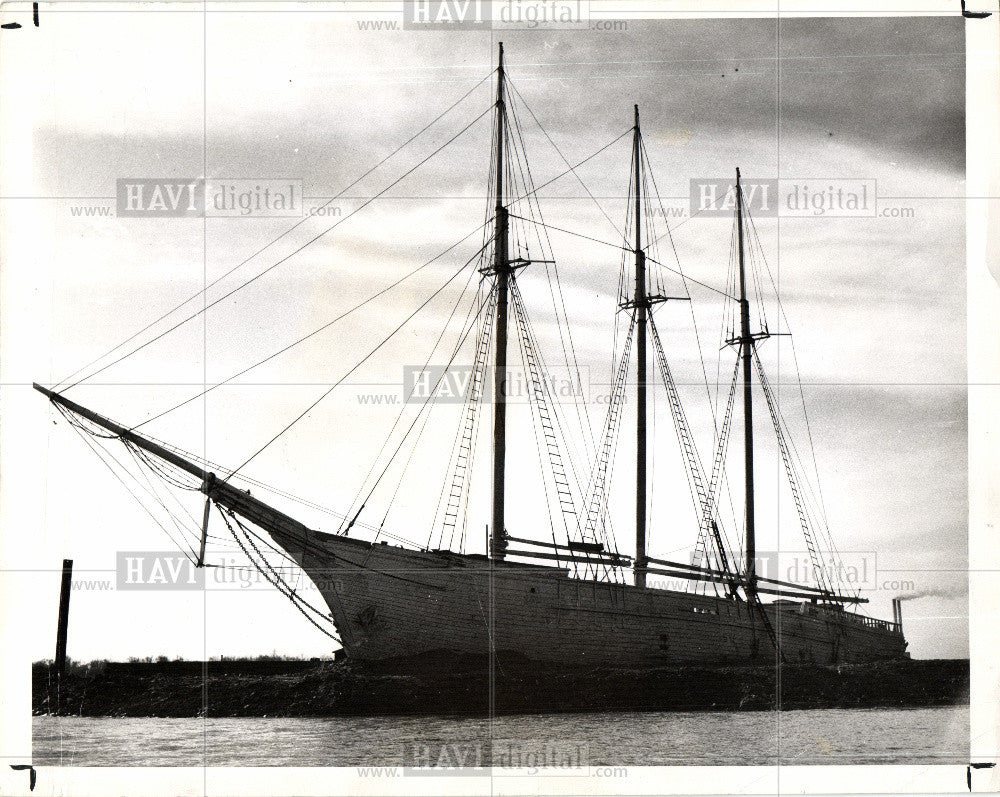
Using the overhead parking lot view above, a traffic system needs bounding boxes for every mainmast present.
[632,105,648,588]
[735,168,757,598]
[490,42,510,561]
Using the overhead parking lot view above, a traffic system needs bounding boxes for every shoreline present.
[33,657,969,718]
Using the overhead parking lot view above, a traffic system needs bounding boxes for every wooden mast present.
[490,42,510,561]
[633,105,648,589]
[735,168,757,598]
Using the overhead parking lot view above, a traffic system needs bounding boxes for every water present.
[34,706,967,767]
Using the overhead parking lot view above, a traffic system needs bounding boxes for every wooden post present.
[53,558,73,713]
[55,559,73,677]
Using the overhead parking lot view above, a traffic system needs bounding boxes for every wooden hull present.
[29,387,909,667]
[271,528,907,666]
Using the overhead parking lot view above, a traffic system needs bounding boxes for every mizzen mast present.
[490,42,510,560]
[632,105,649,588]
[735,167,758,599]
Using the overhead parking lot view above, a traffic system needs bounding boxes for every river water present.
[34,706,967,767]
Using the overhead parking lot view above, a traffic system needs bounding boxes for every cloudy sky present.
[0,9,967,663]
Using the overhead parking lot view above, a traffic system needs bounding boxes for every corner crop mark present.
[0,3,39,29]
[961,0,992,18]
[967,761,996,791]
[9,764,37,791]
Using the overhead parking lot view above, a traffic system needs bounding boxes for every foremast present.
[489,42,510,561]
[619,106,667,588]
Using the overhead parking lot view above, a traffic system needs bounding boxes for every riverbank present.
[33,656,968,717]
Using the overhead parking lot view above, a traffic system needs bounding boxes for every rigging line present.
[448,288,496,552]
[752,347,854,598]
[510,282,588,517]
[132,228,492,431]
[125,426,424,548]
[61,410,198,562]
[752,352,845,599]
[219,508,342,643]
[379,289,484,539]
[60,105,494,393]
[62,409,119,439]
[52,73,492,391]
[430,287,496,550]
[506,77,627,244]
[646,253,736,300]
[510,283,586,531]
[506,129,632,209]
[511,292,567,569]
[456,317,490,555]
[215,503,346,570]
[225,250,480,481]
[639,136,719,450]
[740,306,838,574]
[503,89,597,468]
[225,510,331,621]
[506,214,629,252]
[751,354,837,598]
[339,254,488,531]
[714,223,745,549]
[648,312,737,569]
[745,221,768,331]
[238,533,337,626]
[694,358,741,560]
[744,210,830,528]
[123,443,204,548]
[579,318,634,563]
[597,351,630,577]
[58,406,208,539]
[644,173,750,250]
[717,213,739,413]
[126,441,201,490]
[363,271,489,533]
[96,416,422,547]
[509,288,564,474]
[213,499,362,593]
[123,442,201,522]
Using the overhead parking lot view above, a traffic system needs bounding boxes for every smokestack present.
[891,598,902,629]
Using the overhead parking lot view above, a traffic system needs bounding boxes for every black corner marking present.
[1,3,39,29]
[9,764,37,791]
[968,762,997,791]
[961,0,992,18]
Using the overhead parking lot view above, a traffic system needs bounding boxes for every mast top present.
[634,104,639,129]
[498,41,504,69]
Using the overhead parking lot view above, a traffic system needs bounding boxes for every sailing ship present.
[36,44,907,667]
